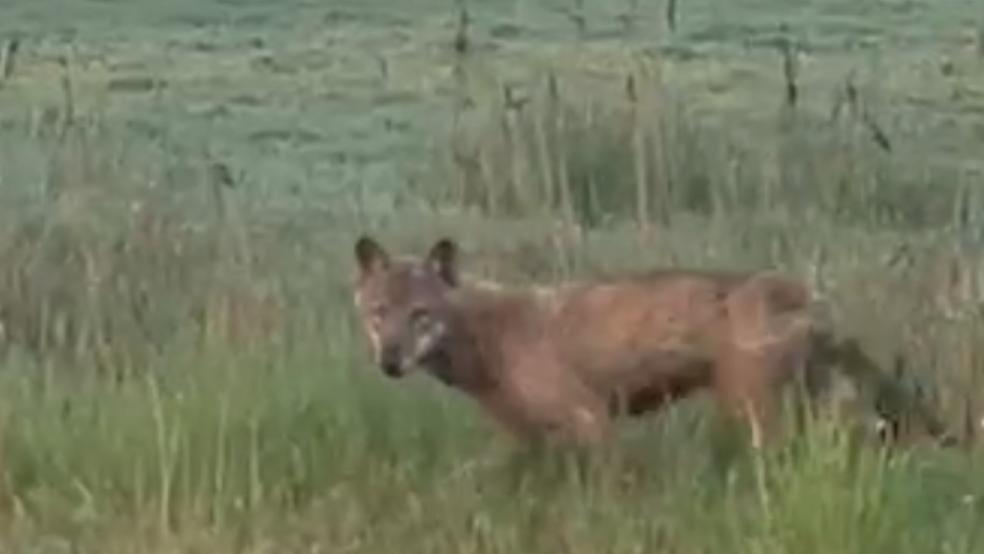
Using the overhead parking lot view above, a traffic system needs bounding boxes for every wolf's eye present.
[370,304,388,322]
[409,307,431,327]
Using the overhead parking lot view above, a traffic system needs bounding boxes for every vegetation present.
[0,0,983,551]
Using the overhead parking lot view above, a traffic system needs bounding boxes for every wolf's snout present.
[379,345,403,378]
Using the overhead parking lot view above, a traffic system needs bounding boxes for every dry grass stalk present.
[550,77,581,244]
[636,57,669,227]
[627,74,651,233]
[780,36,798,108]
[502,84,532,213]
[453,1,470,56]
[532,76,557,212]
[666,0,677,32]
[57,53,75,140]
[0,38,18,82]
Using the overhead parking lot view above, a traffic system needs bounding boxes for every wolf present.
[351,235,951,449]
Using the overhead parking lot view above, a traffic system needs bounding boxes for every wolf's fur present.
[352,235,950,448]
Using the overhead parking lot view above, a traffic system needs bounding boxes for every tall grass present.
[430,53,974,232]
[0,5,983,552]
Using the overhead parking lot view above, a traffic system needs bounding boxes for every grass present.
[0,0,983,551]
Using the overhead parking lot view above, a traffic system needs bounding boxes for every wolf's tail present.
[808,330,956,447]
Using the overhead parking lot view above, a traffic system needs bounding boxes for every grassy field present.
[1,0,984,551]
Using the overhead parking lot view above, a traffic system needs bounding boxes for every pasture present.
[0,0,983,551]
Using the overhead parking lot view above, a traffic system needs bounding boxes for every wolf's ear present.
[427,238,459,286]
[355,235,389,276]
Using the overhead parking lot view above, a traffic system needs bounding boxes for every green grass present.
[0,0,983,551]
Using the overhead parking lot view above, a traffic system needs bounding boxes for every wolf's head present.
[352,235,460,378]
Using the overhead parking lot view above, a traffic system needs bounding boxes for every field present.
[1,0,984,551]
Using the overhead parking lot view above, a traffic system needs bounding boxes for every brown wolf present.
[351,235,951,449]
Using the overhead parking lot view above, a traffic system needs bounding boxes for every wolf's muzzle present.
[379,345,404,378]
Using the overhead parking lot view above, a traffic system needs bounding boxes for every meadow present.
[0,0,983,551]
